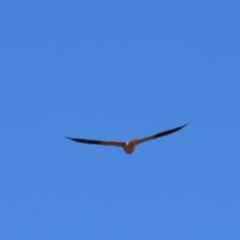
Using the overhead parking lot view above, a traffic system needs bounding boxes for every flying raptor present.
[66,123,188,154]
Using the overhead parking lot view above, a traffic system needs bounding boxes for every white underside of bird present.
[66,124,188,154]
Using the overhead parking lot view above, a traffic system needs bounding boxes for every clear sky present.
[1,1,239,239]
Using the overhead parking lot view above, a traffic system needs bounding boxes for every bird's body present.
[124,140,137,154]
[66,124,188,154]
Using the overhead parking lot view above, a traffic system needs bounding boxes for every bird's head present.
[127,139,137,146]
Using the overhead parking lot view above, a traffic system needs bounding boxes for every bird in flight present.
[66,123,188,154]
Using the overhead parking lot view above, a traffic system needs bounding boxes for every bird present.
[66,123,188,154]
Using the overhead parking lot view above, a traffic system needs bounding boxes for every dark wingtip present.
[179,123,189,129]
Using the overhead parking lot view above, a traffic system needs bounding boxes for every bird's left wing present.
[136,124,188,145]
[66,137,125,148]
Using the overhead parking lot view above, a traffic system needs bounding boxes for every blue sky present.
[1,1,239,239]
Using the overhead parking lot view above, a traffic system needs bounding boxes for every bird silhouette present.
[66,123,188,154]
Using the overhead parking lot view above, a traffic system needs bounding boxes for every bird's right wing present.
[136,124,188,145]
[66,137,125,148]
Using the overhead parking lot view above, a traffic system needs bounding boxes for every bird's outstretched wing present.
[136,124,188,145]
[65,137,125,148]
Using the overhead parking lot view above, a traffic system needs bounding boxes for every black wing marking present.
[136,123,188,145]
[65,137,125,147]
[66,137,103,144]
[153,124,188,139]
